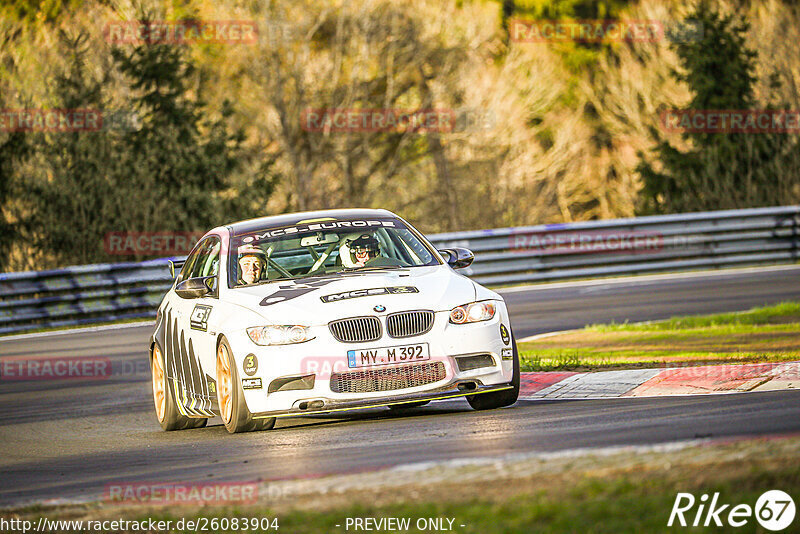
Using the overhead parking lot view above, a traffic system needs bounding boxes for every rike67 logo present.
[669,490,795,530]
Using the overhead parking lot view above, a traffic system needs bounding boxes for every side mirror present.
[439,247,474,269]
[175,276,214,299]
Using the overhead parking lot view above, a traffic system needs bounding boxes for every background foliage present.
[1,0,799,271]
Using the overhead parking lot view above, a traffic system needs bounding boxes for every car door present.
[163,237,220,417]
[185,236,223,409]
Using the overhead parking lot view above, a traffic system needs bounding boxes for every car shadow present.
[268,401,471,430]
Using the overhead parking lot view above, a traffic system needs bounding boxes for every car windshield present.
[228,217,440,288]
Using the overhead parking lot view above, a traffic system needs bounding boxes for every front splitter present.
[252,382,514,419]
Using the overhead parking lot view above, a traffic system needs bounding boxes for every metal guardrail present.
[0,206,798,334]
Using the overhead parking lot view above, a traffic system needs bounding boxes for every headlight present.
[246,325,314,346]
[449,301,496,324]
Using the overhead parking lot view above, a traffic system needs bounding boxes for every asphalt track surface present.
[1,265,799,507]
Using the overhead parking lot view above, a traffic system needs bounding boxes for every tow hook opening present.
[298,400,325,411]
[457,381,477,392]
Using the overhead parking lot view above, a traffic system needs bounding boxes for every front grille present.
[386,310,434,338]
[329,316,382,343]
[330,362,446,393]
[455,354,495,372]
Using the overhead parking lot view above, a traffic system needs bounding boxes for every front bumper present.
[228,306,515,417]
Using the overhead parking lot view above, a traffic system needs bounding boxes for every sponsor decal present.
[241,219,396,242]
[243,354,258,376]
[500,324,510,345]
[501,348,513,360]
[668,490,795,530]
[320,286,419,303]
[260,278,340,306]
[189,304,212,332]
[242,378,262,390]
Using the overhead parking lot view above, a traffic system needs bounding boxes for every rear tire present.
[467,335,520,411]
[151,343,208,431]
[216,337,275,433]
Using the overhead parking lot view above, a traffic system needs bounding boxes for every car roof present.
[226,208,398,236]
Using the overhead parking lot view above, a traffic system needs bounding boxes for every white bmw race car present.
[150,209,519,433]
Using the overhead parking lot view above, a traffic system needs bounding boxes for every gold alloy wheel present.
[216,343,233,425]
[151,345,166,422]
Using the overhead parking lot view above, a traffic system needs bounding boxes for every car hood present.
[229,266,477,325]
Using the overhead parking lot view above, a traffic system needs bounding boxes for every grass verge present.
[519,302,800,372]
[10,436,800,533]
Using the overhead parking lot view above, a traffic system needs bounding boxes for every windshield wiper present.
[236,266,408,288]
[340,265,408,273]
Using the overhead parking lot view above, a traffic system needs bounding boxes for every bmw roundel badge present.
[374,305,386,312]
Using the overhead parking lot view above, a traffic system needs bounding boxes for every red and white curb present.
[519,362,800,399]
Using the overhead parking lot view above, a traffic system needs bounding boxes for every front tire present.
[216,337,275,433]
[467,335,520,411]
[151,343,207,431]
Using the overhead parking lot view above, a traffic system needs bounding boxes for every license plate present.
[347,343,430,368]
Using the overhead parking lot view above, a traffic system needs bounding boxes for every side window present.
[177,243,204,283]
[199,240,221,278]
[178,237,221,297]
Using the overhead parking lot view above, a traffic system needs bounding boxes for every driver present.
[346,234,381,267]
[237,244,267,285]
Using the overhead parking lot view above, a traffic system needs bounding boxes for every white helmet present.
[237,244,267,282]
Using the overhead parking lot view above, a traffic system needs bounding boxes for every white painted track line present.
[496,264,800,294]
[0,320,154,342]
